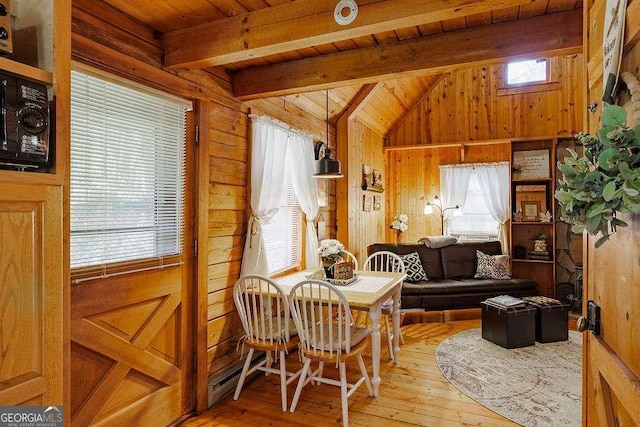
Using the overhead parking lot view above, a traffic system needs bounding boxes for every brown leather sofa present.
[367,241,539,311]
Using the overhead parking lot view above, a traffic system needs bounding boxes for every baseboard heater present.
[207,351,265,407]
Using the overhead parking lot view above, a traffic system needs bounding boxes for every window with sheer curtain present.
[449,170,500,241]
[70,68,190,270]
[261,150,303,275]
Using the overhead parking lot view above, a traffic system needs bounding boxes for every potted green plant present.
[555,105,640,248]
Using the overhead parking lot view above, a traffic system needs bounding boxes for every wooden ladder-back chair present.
[361,251,406,361]
[232,274,301,411]
[288,279,373,427]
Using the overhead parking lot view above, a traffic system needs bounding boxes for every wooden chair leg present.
[265,350,272,375]
[233,348,254,400]
[315,361,325,385]
[279,349,287,412]
[339,361,349,427]
[290,358,312,413]
[357,354,374,396]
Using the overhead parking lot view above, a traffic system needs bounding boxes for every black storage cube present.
[527,300,569,343]
[481,302,536,349]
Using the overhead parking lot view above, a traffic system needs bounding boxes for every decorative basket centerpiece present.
[317,239,346,279]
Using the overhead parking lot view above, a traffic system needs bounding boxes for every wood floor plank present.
[182,318,520,426]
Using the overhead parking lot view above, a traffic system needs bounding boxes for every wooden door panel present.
[584,1,640,425]
[70,267,185,426]
[589,335,640,425]
[0,185,63,406]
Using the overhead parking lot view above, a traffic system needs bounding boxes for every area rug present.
[436,328,582,427]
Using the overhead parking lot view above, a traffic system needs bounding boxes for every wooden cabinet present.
[0,184,63,405]
[510,138,556,297]
[0,0,70,412]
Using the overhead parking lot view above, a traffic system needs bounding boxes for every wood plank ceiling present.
[98,0,582,135]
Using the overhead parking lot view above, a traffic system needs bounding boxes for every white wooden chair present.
[361,251,406,361]
[288,279,373,427]
[232,274,302,411]
[342,250,359,271]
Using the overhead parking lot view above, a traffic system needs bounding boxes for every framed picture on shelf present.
[512,149,550,180]
[513,182,549,217]
[372,169,384,191]
[362,164,372,189]
[363,164,384,192]
[522,201,541,221]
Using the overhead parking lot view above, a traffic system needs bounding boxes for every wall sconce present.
[314,141,343,178]
[424,195,461,234]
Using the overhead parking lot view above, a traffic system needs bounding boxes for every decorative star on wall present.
[540,211,552,223]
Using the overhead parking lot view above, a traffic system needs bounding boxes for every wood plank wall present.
[70,0,333,397]
[387,54,584,146]
[336,119,385,263]
[382,53,584,243]
[385,144,511,242]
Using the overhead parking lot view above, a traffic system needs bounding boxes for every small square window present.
[506,59,547,85]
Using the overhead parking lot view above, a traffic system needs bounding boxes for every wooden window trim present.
[497,81,561,96]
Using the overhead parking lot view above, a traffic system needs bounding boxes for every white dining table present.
[274,269,406,397]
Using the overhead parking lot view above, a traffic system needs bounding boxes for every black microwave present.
[0,72,50,169]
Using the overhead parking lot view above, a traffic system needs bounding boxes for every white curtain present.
[439,164,472,235]
[289,130,320,269]
[475,162,511,254]
[241,115,290,276]
[241,115,318,275]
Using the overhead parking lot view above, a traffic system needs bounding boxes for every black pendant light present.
[314,91,343,179]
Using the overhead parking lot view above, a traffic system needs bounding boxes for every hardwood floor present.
[183,313,520,426]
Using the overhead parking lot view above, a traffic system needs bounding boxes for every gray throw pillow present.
[401,252,429,283]
[418,235,458,248]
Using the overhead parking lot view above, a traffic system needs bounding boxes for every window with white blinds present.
[70,69,188,269]
[261,152,302,275]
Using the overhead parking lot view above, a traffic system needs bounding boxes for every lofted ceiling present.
[96,0,583,135]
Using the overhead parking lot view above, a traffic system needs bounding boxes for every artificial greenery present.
[555,105,640,248]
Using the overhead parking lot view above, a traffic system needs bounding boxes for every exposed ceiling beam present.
[232,9,583,100]
[163,0,533,69]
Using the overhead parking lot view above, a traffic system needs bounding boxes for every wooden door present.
[0,184,63,406]
[69,114,196,426]
[583,1,640,425]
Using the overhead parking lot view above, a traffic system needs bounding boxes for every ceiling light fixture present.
[314,91,343,179]
[334,0,358,26]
